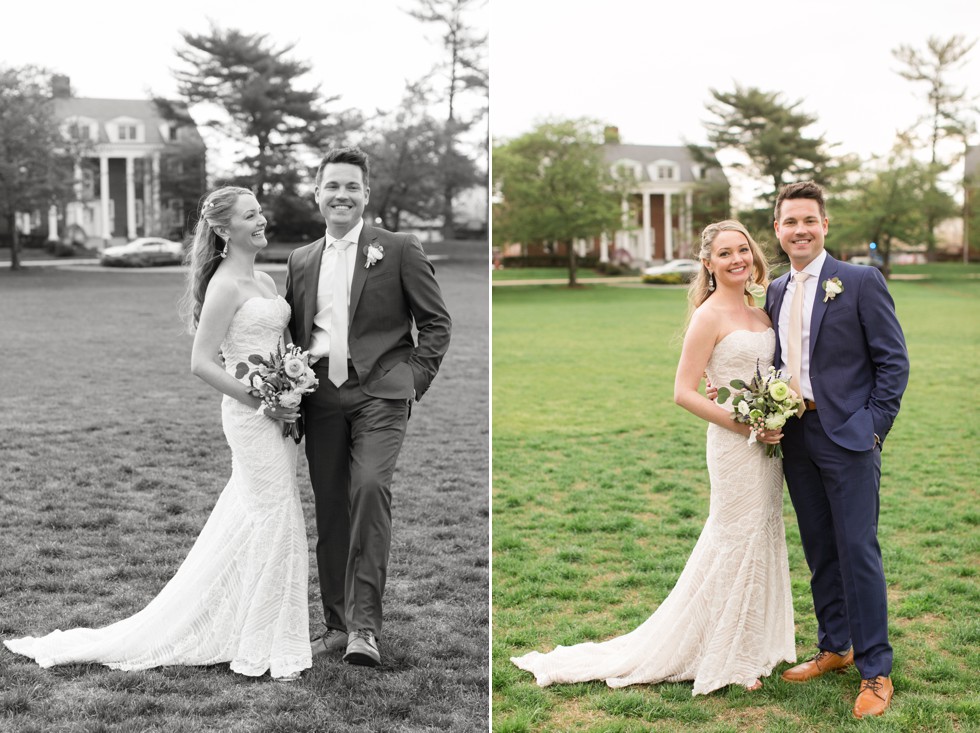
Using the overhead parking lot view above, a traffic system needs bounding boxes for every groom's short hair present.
[775,181,827,221]
[316,147,371,188]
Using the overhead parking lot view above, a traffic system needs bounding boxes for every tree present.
[173,24,340,196]
[700,85,840,204]
[893,35,978,258]
[493,119,620,287]
[0,66,78,270]
[360,83,444,231]
[407,0,488,239]
[833,139,957,278]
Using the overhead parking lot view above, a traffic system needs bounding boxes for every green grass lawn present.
[492,268,980,732]
[0,256,488,732]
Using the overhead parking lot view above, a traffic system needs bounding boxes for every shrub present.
[642,272,689,285]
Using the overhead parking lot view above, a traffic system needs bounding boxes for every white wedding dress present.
[4,296,311,680]
[512,329,796,695]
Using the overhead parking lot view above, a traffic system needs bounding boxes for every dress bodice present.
[220,296,291,377]
[705,329,776,407]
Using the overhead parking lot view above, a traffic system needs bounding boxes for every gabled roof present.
[53,97,205,147]
[604,143,727,184]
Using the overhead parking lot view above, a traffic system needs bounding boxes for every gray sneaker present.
[312,629,348,657]
[343,630,380,667]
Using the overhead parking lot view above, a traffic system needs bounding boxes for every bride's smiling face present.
[222,194,268,252]
[704,230,753,289]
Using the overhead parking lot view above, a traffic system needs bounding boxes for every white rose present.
[765,413,787,430]
[278,391,302,409]
[737,401,751,416]
[250,374,266,390]
[283,356,305,378]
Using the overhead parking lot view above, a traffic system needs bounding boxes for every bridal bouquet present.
[235,343,318,438]
[715,361,802,458]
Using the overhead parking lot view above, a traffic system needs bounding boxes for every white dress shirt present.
[309,220,364,360]
[777,249,827,401]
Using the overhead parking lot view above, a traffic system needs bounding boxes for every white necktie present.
[329,241,352,387]
[786,271,810,414]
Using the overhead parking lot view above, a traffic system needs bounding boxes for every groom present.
[285,146,451,667]
[767,182,909,718]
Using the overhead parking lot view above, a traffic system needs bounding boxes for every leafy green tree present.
[832,139,957,277]
[407,0,487,238]
[893,35,978,258]
[0,65,79,270]
[493,119,620,287]
[700,85,841,203]
[173,24,342,196]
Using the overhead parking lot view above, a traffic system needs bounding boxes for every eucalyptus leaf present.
[730,379,747,390]
[715,387,731,404]
[235,363,249,379]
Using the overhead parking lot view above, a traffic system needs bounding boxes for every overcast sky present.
[4,0,487,174]
[491,0,980,200]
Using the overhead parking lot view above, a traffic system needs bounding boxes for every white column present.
[125,156,137,239]
[47,205,59,241]
[599,232,610,263]
[641,191,652,264]
[664,192,674,261]
[152,153,162,234]
[617,196,630,256]
[100,155,111,245]
[685,189,694,254]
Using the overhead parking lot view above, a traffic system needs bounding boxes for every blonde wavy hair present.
[178,186,253,332]
[686,219,769,317]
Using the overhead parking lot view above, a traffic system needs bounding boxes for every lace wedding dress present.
[512,329,795,695]
[4,296,311,680]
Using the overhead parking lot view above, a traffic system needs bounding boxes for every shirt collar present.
[793,249,827,281]
[325,219,364,250]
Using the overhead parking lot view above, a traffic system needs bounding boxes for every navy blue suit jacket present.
[766,255,909,451]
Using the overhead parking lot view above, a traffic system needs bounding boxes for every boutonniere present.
[364,243,384,269]
[822,277,843,303]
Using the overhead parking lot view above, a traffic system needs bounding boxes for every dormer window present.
[649,159,680,182]
[108,117,144,143]
[63,116,98,143]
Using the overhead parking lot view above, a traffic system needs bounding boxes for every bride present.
[511,220,796,695]
[4,187,312,681]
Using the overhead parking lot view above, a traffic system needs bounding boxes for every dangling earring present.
[708,271,715,292]
[220,239,229,259]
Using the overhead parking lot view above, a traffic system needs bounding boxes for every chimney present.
[52,75,71,99]
[603,125,620,144]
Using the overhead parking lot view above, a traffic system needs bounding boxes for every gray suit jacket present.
[285,225,451,400]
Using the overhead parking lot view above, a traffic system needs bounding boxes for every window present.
[118,125,138,141]
[657,166,675,180]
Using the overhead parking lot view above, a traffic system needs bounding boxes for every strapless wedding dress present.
[4,296,311,680]
[512,329,795,695]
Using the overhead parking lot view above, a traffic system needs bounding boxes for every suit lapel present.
[768,274,789,365]
[303,238,325,341]
[808,254,838,359]
[348,225,374,324]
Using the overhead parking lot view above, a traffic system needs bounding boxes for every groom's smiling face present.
[775,198,828,269]
[316,163,370,239]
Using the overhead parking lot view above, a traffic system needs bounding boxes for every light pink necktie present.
[786,271,810,415]
[328,241,352,388]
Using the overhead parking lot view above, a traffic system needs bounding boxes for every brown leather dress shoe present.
[853,676,893,718]
[781,648,854,682]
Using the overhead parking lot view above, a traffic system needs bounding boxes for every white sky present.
[491,0,980,203]
[4,0,487,176]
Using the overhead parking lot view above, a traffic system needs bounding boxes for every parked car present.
[100,238,185,267]
[642,258,700,280]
